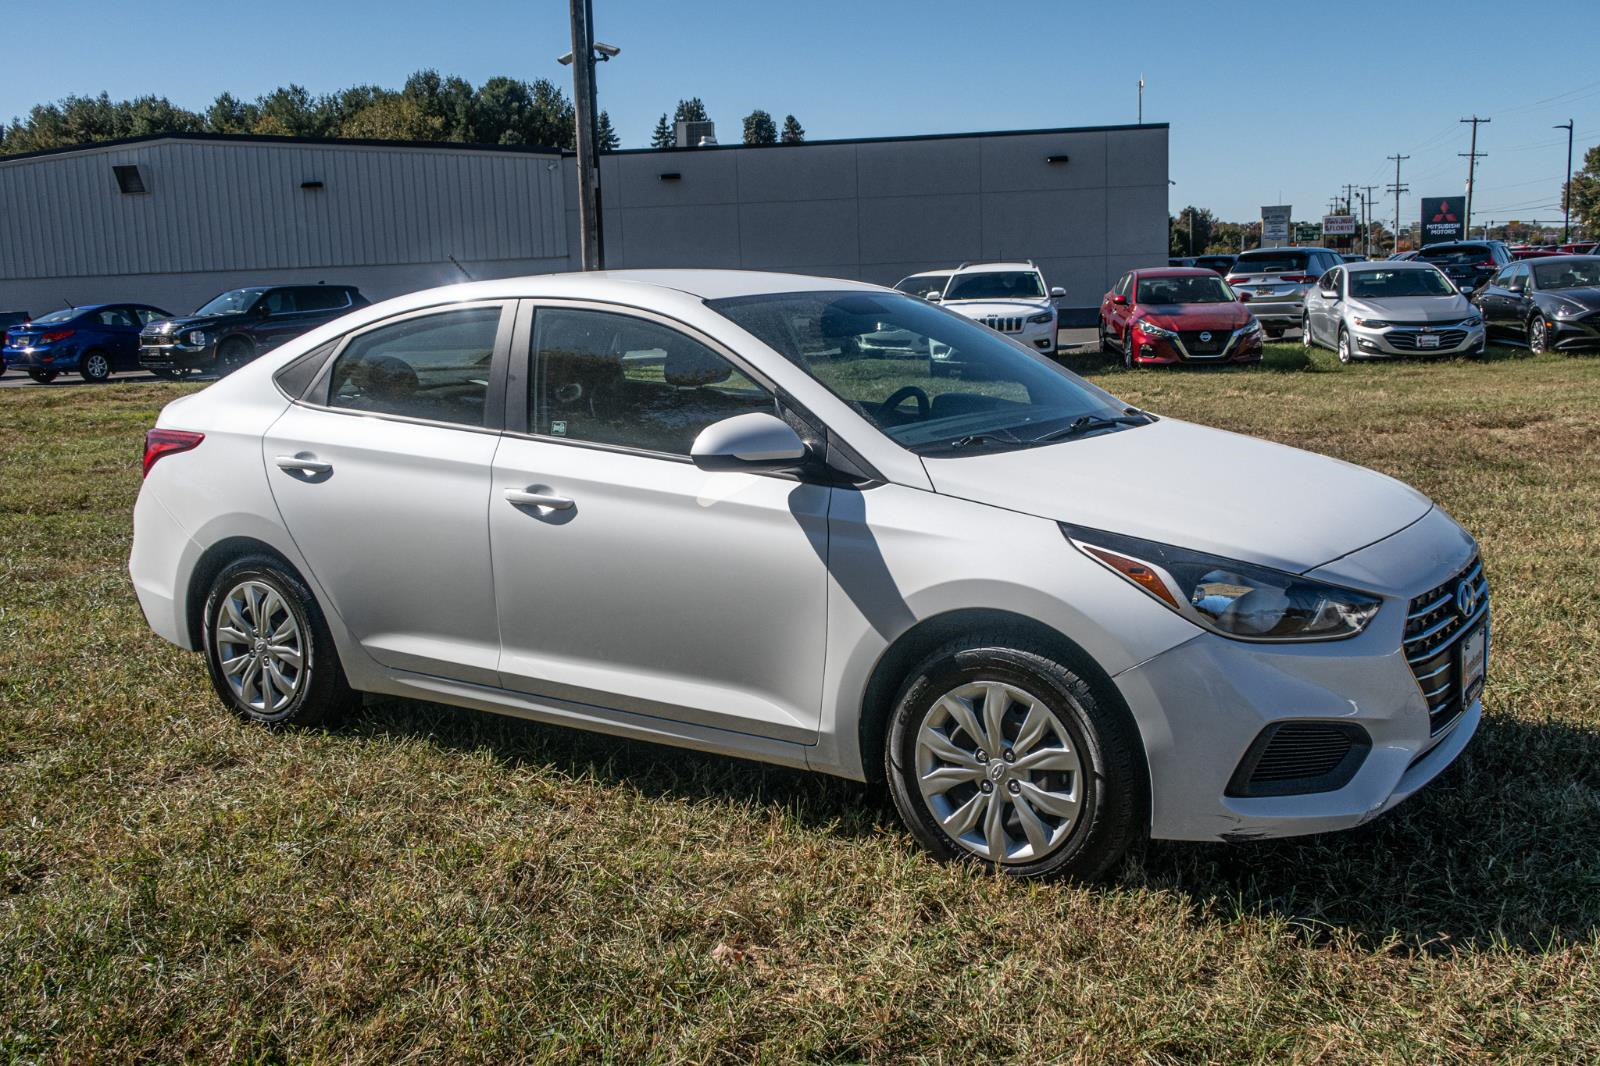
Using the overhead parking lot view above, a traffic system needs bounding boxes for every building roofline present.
[599,121,1168,156]
[0,130,567,166]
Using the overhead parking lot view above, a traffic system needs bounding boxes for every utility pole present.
[1556,119,1574,243]
[566,0,604,269]
[1361,184,1379,257]
[1387,153,1410,254]
[1138,76,1144,123]
[1460,116,1490,240]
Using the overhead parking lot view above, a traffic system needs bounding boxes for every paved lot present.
[0,368,209,389]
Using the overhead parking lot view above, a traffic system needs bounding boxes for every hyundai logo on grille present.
[1199,331,1212,342]
[1454,578,1481,618]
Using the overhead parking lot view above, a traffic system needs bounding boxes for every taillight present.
[1225,276,1247,285]
[39,329,75,344]
[143,429,204,478]
[1279,274,1317,283]
[1475,261,1495,268]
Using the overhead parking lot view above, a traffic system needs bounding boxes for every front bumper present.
[1349,320,1485,357]
[1129,324,1264,365]
[1117,509,1483,842]
[1546,315,1600,351]
[139,340,216,370]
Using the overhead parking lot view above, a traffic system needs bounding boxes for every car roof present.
[1345,260,1438,272]
[950,261,1037,274]
[1134,267,1219,278]
[899,269,952,280]
[1237,246,1330,256]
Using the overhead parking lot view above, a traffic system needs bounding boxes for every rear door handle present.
[504,488,574,510]
[274,454,333,475]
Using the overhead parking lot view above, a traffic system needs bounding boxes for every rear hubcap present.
[913,681,1084,864]
[215,580,304,713]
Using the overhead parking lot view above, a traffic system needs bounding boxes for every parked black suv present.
[1414,241,1512,294]
[140,284,367,376]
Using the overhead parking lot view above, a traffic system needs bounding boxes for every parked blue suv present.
[3,304,172,383]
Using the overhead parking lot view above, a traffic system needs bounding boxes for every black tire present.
[79,349,112,383]
[151,367,197,381]
[26,369,58,384]
[217,337,253,375]
[1527,316,1548,355]
[884,633,1146,881]
[1265,328,1285,340]
[1337,326,1353,364]
[201,555,359,728]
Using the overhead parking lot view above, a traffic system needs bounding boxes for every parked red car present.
[1098,268,1264,367]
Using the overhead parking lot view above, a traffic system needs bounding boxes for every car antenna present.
[447,254,475,281]
[61,296,75,310]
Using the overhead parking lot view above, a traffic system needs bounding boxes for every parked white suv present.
[130,270,1486,880]
[900,262,1063,358]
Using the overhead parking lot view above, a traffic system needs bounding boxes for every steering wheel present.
[882,385,930,420]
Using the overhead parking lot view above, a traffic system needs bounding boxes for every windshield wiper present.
[1032,409,1153,444]
[945,430,1023,449]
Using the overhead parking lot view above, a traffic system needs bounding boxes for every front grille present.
[1178,329,1229,355]
[981,315,1023,333]
[1226,722,1371,797]
[141,332,177,349]
[1405,556,1488,734]
[1387,329,1468,351]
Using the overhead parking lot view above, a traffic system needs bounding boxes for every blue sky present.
[6,0,1598,226]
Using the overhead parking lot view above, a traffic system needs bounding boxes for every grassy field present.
[2,341,1598,1062]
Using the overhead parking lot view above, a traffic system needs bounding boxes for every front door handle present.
[274,454,332,475]
[504,488,575,510]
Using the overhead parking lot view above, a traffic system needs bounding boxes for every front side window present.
[531,309,774,455]
[710,290,1132,456]
[195,289,261,316]
[1136,275,1235,304]
[1317,269,1339,293]
[944,271,1047,300]
[325,305,501,427]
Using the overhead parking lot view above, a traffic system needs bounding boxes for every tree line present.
[0,74,810,157]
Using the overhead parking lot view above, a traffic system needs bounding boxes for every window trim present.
[292,299,516,434]
[504,297,786,464]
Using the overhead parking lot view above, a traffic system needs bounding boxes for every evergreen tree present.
[673,98,709,124]
[650,113,673,149]
[780,114,805,144]
[596,111,620,152]
[742,110,777,145]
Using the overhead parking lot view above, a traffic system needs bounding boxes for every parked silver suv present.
[1226,247,1345,338]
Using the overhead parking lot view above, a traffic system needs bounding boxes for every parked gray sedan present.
[1301,261,1485,363]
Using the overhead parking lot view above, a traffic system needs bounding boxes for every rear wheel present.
[217,338,252,375]
[151,367,199,381]
[26,369,57,384]
[202,556,359,728]
[885,634,1145,881]
[79,349,112,383]
[1266,327,1285,340]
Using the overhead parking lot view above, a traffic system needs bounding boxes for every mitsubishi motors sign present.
[1421,197,1465,245]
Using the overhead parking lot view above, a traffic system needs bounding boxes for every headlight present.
[1554,303,1581,319]
[186,331,208,346]
[1351,317,1392,328]
[1027,310,1055,325]
[1461,315,1483,328]
[1135,319,1177,339]
[1240,319,1262,335]
[1062,524,1382,642]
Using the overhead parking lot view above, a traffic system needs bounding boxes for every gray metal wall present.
[567,125,1169,311]
[0,138,569,314]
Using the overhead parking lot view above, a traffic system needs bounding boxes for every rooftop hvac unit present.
[675,120,716,148]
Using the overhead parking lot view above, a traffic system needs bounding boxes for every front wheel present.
[885,635,1145,881]
[26,369,58,384]
[1337,326,1353,364]
[202,556,359,728]
[1301,316,1314,349]
[79,349,112,383]
[1528,317,1549,354]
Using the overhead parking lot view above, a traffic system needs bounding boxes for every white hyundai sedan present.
[130,270,1488,880]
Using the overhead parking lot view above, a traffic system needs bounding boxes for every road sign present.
[1261,205,1292,246]
[1323,215,1356,236]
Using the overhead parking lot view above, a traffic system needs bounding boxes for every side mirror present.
[1321,288,1339,300]
[1110,294,1127,305]
[1049,286,1066,298]
[690,412,808,473]
[1236,290,1253,303]
[924,291,941,302]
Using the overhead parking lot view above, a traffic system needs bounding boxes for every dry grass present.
[2,343,1598,1062]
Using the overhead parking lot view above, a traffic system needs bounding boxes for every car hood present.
[1541,286,1600,312]
[1138,303,1251,330]
[144,312,247,333]
[943,298,1053,317]
[1348,294,1473,322]
[923,418,1432,574]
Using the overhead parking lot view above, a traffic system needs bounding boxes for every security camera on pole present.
[559,0,619,270]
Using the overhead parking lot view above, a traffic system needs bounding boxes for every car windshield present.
[1348,269,1456,298]
[1233,252,1310,274]
[1532,259,1600,290]
[708,290,1135,455]
[195,289,261,316]
[1417,245,1490,264]
[1136,275,1235,304]
[895,275,949,297]
[27,308,78,326]
[943,271,1046,300]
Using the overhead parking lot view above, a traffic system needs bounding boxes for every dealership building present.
[0,123,1168,323]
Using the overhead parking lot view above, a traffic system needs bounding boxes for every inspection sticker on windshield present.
[1459,625,1486,707]
[1418,334,1441,349]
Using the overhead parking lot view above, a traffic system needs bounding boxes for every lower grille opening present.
[1225,722,1371,798]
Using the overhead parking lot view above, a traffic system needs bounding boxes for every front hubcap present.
[1531,321,1546,352]
[914,681,1084,864]
[215,580,304,713]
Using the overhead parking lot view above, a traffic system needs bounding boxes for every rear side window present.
[531,308,773,456]
[325,305,503,427]
[262,289,299,315]
[1234,251,1310,274]
[296,287,353,312]
[95,308,137,328]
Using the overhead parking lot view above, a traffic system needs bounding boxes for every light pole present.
[1556,119,1574,244]
[558,1,618,270]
